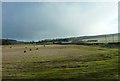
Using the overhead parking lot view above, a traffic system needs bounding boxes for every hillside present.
[1,33,120,45]
[70,33,120,43]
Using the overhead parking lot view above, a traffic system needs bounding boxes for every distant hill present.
[70,33,120,43]
[1,33,119,45]
[0,39,23,45]
[39,33,120,44]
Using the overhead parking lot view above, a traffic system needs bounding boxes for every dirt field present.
[2,45,119,80]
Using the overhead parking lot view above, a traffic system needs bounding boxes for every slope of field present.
[2,45,119,80]
[82,34,119,43]
[0,45,2,80]
[71,33,120,43]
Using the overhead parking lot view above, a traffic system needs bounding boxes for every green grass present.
[2,45,119,80]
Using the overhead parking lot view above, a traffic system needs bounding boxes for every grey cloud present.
[2,2,118,41]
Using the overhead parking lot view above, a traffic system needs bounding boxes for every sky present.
[2,2,118,41]
[1,0,119,2]
[0,2,1,39]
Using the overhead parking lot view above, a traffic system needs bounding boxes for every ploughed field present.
[2,45,119,80]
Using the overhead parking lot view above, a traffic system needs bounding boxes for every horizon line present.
[2,32,119,42]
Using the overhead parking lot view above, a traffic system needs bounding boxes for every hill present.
[1,33,119,45]
[70,33,120,43]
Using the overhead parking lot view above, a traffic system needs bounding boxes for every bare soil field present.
[2,45,119,80]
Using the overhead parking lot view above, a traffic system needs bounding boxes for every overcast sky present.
[2,2,118,41]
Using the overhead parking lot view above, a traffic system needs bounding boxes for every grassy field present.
[2,45,119,80]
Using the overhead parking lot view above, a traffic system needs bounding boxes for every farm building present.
[53,41,72,44]
[81,39,99,43]
[86,40,99,42]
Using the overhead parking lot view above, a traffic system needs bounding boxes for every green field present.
[2,45,119,80]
